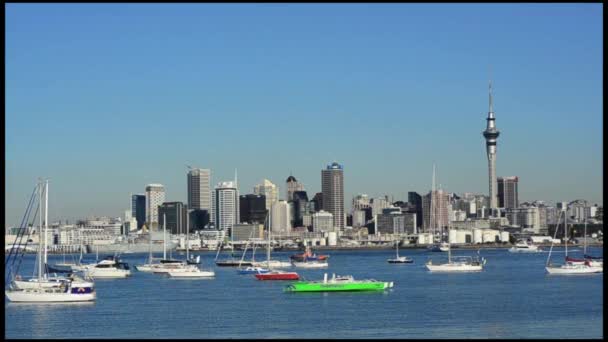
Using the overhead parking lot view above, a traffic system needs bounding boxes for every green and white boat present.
[284,273,394,292]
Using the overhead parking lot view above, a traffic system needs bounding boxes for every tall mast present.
[43,179,49,279]
[583,212,587,255]
[163,214,167,260]
[267,209,271,269]
[564,205,568,257]
[431,163,436,239]
[37,181,43,283]
[186,208,189,260]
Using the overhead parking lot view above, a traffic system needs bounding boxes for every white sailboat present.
[425,165,485,272]
[582,215,603,268]
[6,179,96,302]
[546,208,602,275]
[387,241,413,264]
[168,214,215,278]
[151,215,187,273]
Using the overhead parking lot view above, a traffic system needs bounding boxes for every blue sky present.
[5,4,603,226]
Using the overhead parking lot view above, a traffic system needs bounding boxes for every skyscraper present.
[158,202,187,235]
[321,162,344,230]
[497,176,519,209]
[271,200,291,234]
[422,189,449,234]
[286,175,304,202]
[131,194,146,229]
[483,80,500,214]
[145,184,165,226]
[408,191,423,229]
[239,194,267,224]
[187,168,211,212]
[215,181,239,234]
[253,179,278,211]
[292,190,309,227]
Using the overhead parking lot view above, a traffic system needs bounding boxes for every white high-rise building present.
[321,162,345,230]
[214,181,239,233]
[254,179,278,211]
[371,197,390,217]
[145,184,165,226]
[352,210,366,227]
[312,210,334,233]
[187,168,211,211]
[210,190,216,224]
[271,200,292,234]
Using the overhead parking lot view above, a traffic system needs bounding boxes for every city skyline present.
[6,4,603,226]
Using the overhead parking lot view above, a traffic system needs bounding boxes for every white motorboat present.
[508,240,542,253]
[291,260,329,268]
[84,256,131,278]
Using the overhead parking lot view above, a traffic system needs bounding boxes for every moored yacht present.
[508,240,542,253]
[84,255,131,278]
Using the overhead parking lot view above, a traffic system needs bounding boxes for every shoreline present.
[26,242,604,254]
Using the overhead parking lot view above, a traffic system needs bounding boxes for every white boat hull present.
[134,264,156,272]
[508,247,541,253]
[291,261,329,268]
[546,264,602,274]
[85,269,131,278]
[13,279,65,289]
[167,270,215,278]
[252,260,292,268]
[5,289,96,302]
[426,263,483,272]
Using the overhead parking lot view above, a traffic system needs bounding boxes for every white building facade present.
[254,179,279,211]
[215,181,239,233]
[271,200,292,234]
[145,184,165,225]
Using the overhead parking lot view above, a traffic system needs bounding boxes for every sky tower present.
[483,80,500,214]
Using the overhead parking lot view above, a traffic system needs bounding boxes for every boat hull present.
[167,270,215,278]
[426,263,483,272]
[85,269,131,278]
[252,261,292,268]
[5,289,96,302]
[286,281,392,292]
[291,261,328,268]
[387,258,413,264]
[216,260,252,267]
[255,272,299,280]
[546,265,602,274]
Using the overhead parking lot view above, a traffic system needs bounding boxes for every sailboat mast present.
[431,163,436,240]
[186,209,190,260]
[163,214,167,260]
[37,181,43,283]
[43,179,49,279]
[583,212,587,255]
[564,205,568,257]
[267,209,271,268]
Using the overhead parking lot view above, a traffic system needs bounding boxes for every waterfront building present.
[302,213,313,229]
[131,194,146,230]
[210,190,216,223]
[482,80,500,215]
[506,202,546,234]
[292,190,309,227]
[254,179,279,212]
[215,181,239,235]
[187,168,211,212]
[239,194,267,224]
[422,189,449,234]
[123,210,138,234]
[158,202,188,235]
[231,223,264,241]
[375,208,416,235]
[286,175,305,202]
[145,184,165,227]
[498,176,519,209]
[312,210,334,233]
[407,192,423,228]
[371,196,390,218]
[352,210,366,228]
[321,162,345,230]
[271,200,291,234]
[556,201,568,212]
[311,192,323,212]
[568,199,589,222]
[352,194,371,211]
[189,209,210,231]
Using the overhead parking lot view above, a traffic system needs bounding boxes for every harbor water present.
[4,247,603,339]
